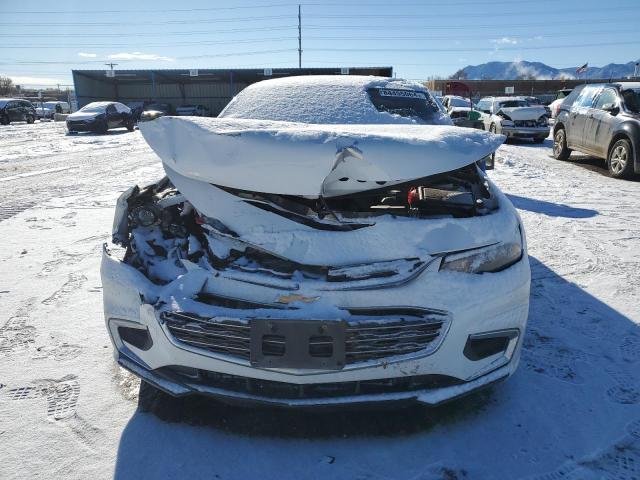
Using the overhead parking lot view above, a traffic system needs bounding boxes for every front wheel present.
[126,120,135,132]
[553,128,571,160]
[608,138,634,179]
[26,115,35,124]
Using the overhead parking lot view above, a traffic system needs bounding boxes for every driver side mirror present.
[602,103,619,115]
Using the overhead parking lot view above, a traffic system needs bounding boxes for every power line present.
[1,37,296,49]
[0,26,298,38]
[303,18,640,30]
[0,49,299,66]
[0,14,292,27]
[1,0,636,14]
[308,40,640,53]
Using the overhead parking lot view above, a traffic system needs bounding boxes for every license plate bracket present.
[250,319,346,370]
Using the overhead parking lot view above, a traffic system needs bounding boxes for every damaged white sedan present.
[102,76,530,407]
[475,96,550,143]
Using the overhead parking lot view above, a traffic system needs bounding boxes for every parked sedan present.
[35,101,70,119]
[553,82,640,178]
[66,102,135,134]
[102,75,529,409]
[0,98,36,125]
[175,104,210,117]
[475,96,549,143]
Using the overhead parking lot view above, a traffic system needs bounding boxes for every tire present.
[489,123,497,134]
[608,138,634,179]
[553,127,571,160]
[26,115,35,124]
[126,120,135,132]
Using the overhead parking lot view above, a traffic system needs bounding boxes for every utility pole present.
[298,4,302,68]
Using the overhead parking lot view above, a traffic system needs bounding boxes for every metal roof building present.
[72,67,393,116]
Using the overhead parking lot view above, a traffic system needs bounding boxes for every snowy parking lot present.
[0,121,639,479]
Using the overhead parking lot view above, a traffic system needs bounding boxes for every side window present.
[106,104,116,114]
[574,86,601,109]
[476,100,490,113]
[593,89,618,110]
[6,101,16,109]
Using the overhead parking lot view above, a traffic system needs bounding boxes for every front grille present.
[449,111,468,119]
[162,307,450,366]
[514,120,537,128]
[160,366,463,399]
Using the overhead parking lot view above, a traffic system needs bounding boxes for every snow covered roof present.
[0,98,17,108]
[219,75,450,125]
[614,81,640,90]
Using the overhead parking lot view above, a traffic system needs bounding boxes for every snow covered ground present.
[0,121,639,480]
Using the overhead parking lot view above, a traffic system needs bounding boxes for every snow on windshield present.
[219,75,451,125]
[80,103,107,113]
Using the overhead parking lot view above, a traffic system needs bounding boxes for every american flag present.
[576,63,588,75]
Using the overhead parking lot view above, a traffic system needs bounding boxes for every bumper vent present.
[162,307,450,366]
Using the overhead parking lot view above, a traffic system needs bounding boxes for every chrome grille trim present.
[161,306,451,366]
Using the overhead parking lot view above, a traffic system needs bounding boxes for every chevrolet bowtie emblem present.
[276,294,320,304]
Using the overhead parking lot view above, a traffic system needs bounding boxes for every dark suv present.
[0,98,37,125]
[553,82,640,178]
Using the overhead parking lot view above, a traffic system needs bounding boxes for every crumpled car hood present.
[139,117,503,198]
[498,106,546,121]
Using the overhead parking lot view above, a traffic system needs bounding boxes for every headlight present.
[440,227,523,274]
[537,115,548,126]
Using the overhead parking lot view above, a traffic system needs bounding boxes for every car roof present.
[611,81,640,90]
[219,75,448,125]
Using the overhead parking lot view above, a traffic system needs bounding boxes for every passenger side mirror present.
[602,103,619,115]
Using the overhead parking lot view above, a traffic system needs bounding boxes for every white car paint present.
[102,76,530,407]
[475,96,550,140]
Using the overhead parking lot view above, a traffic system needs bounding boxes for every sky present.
[1,0,639,88]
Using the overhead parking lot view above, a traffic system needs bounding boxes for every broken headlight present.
[440,226,523,274]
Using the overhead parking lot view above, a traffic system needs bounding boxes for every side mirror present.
[602,103,619,115]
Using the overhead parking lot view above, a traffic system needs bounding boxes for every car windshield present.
[80,104,106,113]
[622,89,640,113]
[499,100,528,108]
[449,97,471,107]
[367,88,441,123]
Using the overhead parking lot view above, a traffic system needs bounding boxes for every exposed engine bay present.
[114,163,498,286]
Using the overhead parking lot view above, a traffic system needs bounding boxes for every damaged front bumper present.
[102,239,530,407]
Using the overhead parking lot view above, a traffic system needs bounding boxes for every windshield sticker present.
[378,89,427,99]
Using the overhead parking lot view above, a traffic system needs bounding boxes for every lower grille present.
[162,307,450,366]
[160,366,463,399]
[514,120,537,128]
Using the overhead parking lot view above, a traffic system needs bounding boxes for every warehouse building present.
[72,66,393,116]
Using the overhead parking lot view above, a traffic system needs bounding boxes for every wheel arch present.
[608,124,640,173]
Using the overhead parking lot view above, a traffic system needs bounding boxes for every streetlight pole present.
[298,4,302,68]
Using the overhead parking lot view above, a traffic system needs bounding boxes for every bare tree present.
[0,76,17,96]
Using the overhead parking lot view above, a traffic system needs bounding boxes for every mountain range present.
[451,60,640,80]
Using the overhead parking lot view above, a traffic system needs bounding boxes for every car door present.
[105,104,119,128]
[475,100,492,129]
[584,87,618,157]
[6,101,21,121]
[566,85,601,149]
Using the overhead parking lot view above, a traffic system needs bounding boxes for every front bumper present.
[66,119,102,132]
[102,243,530,407]
[500,125,550,139]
